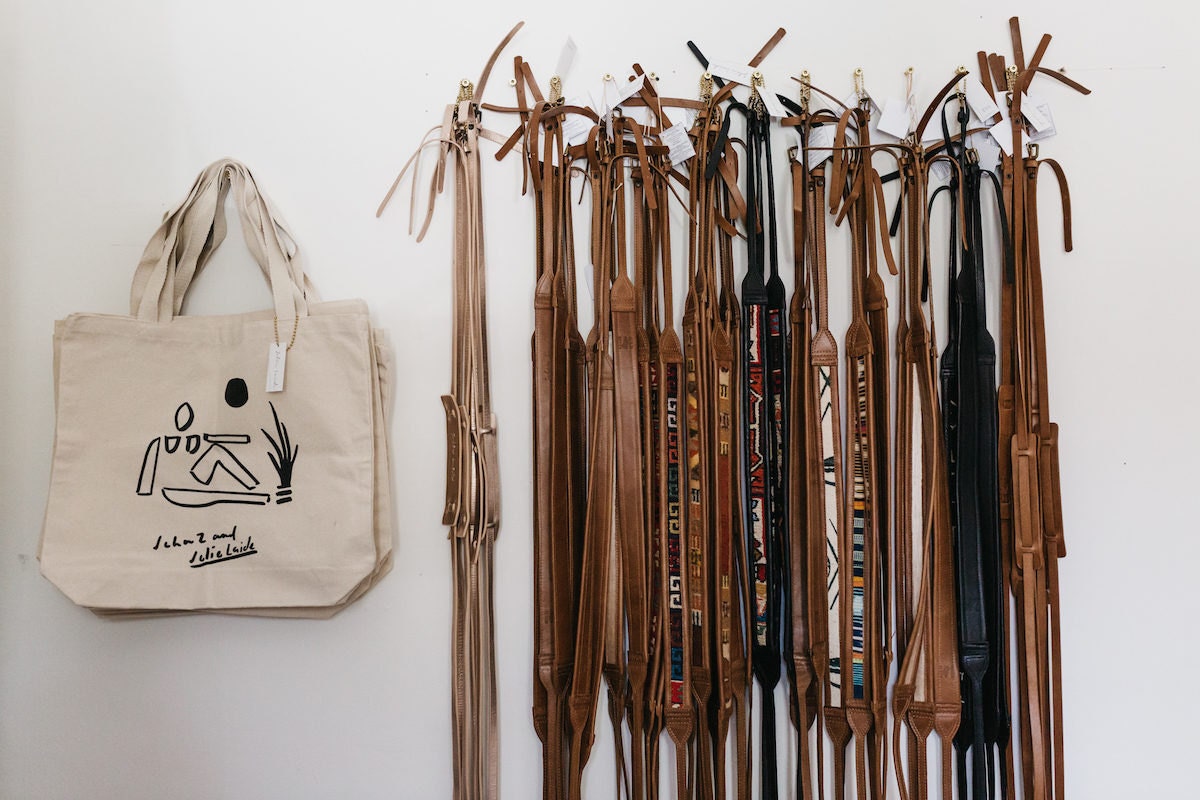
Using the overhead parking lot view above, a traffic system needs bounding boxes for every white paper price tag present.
[807,124,836,169]
[965,77,1001,122]
[929,159,952,183]
[969,131,1001,172]
[661,123,696,166]
[989,120,1031,156]
[1020,93,1052,132]
[708,60,757,87]
[1024,94,1057,143]
[562,96,593,147]
[266,343,287,393]
[624,105,652,126]
[877,96,912,139]
[613,74,646,107]
[757,86,788,119]
[555,37,578,80]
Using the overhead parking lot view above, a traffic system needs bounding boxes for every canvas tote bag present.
[39,159,393,615]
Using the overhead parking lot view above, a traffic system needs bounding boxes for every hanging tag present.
[661,123,696,166]
[708,60,757,87]
[613,74,646,107]
[1020,93,1052,132]
[266,344,286,393]
[562,98,593,147]
[600,81,618,138]
[989,120,1030,156]
[1022,93,1056,141]
[965,77,1002,123]
[929,158,952,183]
[807,124,837,169]
[555,37,578,80]
[876,96,912,138]
[1029,99,1057,143]
[757,86,788,120]
[969,131,1002,171]
[624,105,652,126]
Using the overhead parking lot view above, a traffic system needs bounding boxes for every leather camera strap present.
[888,80,965,799]
[826,84,898,800]
[687,36,789,800]
[740,79,785,800]
[514,56,591,800]
[783,86,818,800]
[930,81,1013,800]
[809,157,851,800]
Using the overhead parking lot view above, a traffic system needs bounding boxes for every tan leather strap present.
[378,30,522,793]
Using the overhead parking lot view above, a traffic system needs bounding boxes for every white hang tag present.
[989,119,1030,156]
[679,107,697,130]
[661,123,696,166]
[708,60,756,87]
[929,158,952,183]
[1020,93,1052,132]
[969,131,1002,171]
[613,74,646,108]
[562,97,593,147]
[600,82,618,137]
[266,343,286,393]
[965,77,1002,122]
[555,37,578,80]
[807,124,837,170]
[876,96,912,139]
[1025,94,1057,141]
[757,85,789,119]
[623,105,652,126]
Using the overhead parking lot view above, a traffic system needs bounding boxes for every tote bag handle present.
[130,159,311,324]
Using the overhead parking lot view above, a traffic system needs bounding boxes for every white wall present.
[1,1,1195,798]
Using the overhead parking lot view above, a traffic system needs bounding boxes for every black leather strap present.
[935,94,1011,800]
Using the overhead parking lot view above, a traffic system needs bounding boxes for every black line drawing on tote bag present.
[134,388,299,507]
